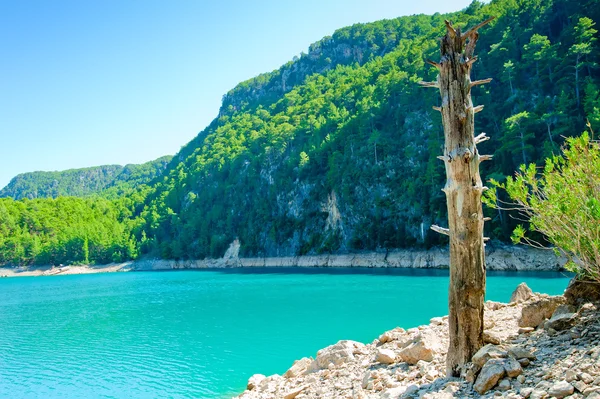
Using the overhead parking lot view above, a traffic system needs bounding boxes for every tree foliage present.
[484,130,600,282]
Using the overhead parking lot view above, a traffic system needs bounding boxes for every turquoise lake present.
[0,268,570,398]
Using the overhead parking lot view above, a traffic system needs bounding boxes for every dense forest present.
[0,156,172,200]
[1,0,599,265]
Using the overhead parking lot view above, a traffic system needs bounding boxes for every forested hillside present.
[0,197,140,265]
[1,0,599,266]
[0,156,172,200]
[137,0,600,259]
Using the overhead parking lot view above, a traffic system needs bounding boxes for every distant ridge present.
[0,156,172,200]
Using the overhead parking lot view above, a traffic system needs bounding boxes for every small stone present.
[497,378,511,391]
[580,372,593,384]
[520,387,534,399]
[483,330,502,345]
[587,392,600,399]
[504,357,523,377]
[486,301,505,310]
[530,389,547,399]
[430,317,444,325]
[519,327,535,334]
[517,375,526,383]
[376,348,396,365]
[584,387,600,396]
[545,312,578,331]
[518,358,531,367]
[283,385,308,399]
[472,344,507,367]
[565,369,578,382]
[380,386,408,399]
[284,357,312,378]
[553,304,577,316]
[548,381,575,398]
[508,346,536,360]
[379,331,393,344]
[247,374,266,390]
[473,359,506,394]
[397,331,443,364]
[572,380,587,392]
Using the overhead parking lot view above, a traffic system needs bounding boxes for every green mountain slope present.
[135,0,600,259]
[0,156,172,200]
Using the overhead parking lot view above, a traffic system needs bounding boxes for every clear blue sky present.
[0,0,475,189]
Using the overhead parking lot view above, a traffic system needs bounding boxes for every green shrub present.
[484,129,600,282]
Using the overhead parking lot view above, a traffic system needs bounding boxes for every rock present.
[587,392,600,399]
[553,304,577,316]
[462,362,481,383]
[580,372,593,384]
[548,381,574,398]
[518,358,531,367]
[564,278,600,305]
[422,393,454,399]
[284,357,312,378]
[313,340,365,370]
[472,344,507,367]
[376,348,396,364]
[508,346,536,360]
[380,386,408,399]
[511,282,534,303]
[504,357,523,377]
[572,380,588,393]
[379,328,406,344]
[397,331,443,364]
[283,385,308,399]
[565,369,577,382]
[379,331,394,344]
[498,378,511,391]
[530,389,547,399]
[257,374,282,392]
[430,317,444,325]
[519,295,565,327]
[519,327,535,334]
[545,312,578,331]
[473,359,506,394]
[486,301,505,310]
[247,374,266,390]
[404,385,419,396]
[483,330,502,345]
[520,387,534,398]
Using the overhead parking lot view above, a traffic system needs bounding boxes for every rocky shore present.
[0,243,564,278]
[132,242,563,272]
[234,283,600,399]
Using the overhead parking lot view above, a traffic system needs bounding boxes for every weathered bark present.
[420,19,493,377]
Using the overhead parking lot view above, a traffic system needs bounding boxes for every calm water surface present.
[0,268,570,398]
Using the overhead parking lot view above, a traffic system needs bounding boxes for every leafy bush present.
[484,129,600,282]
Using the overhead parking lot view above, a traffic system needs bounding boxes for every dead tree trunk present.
[420,18,494,377]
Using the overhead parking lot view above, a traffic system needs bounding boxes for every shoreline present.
[233,285,600,399]
[0,245,565,278]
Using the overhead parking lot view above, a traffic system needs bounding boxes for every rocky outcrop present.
[519,294,565,328]
[564,278,600,305]
[234,283,600,399]
[510,283,534,303]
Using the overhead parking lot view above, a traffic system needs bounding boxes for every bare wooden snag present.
[419,17,494,377]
